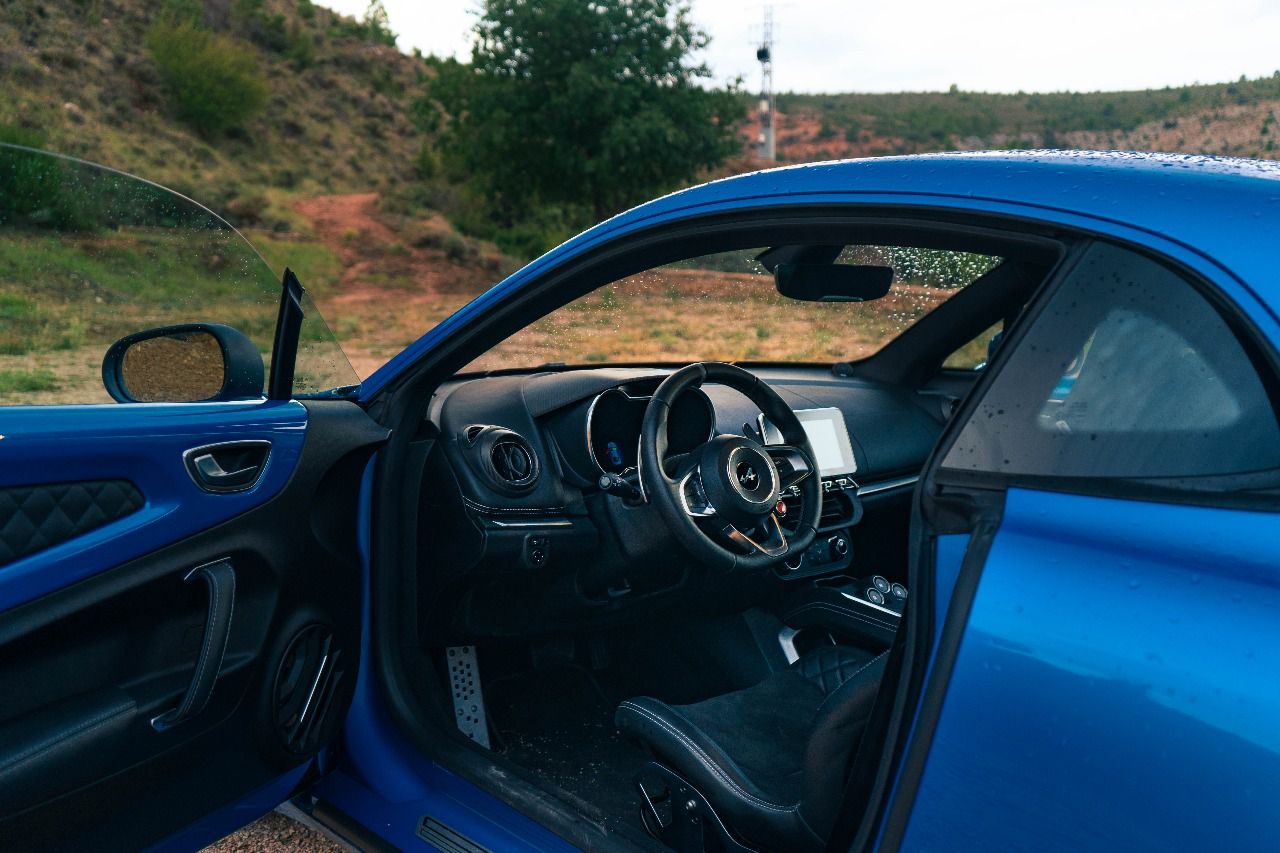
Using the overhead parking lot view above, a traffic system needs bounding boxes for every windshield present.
[462,245,1001,373]
[0,144,356,405]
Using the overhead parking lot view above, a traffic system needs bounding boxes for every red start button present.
[775,499,788,517]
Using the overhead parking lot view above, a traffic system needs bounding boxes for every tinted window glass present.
[942,242,1280,479]
[0,145,356,405]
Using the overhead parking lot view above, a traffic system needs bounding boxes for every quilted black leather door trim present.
[0,480,144,567]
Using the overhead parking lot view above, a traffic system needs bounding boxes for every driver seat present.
[616,645,888,852]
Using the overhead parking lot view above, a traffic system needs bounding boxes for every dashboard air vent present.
[780,488,858,534]
[492,439,536,485]
[820,491,853,527]
[462,425,541,494]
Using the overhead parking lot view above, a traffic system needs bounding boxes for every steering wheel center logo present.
[736,461,760,490]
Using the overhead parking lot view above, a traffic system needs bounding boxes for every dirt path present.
[295,192,402,250]
[288,193,502,377]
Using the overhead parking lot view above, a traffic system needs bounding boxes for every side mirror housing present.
[102,323,264,403]
[775,263,894,302]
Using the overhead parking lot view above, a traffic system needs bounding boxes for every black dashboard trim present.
[460,497,569,515]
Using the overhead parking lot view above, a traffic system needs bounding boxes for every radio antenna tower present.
[755,6,776,161]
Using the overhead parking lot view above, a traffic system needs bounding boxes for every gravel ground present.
[203,811,347,853]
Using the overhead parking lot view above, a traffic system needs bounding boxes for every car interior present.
[364,214,1066,851]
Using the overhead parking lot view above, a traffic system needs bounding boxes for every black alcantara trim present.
[0,480,143,567]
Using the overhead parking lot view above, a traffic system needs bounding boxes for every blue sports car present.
[1,145,1277,852]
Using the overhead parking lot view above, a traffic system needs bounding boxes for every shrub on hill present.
[146,19,268,136]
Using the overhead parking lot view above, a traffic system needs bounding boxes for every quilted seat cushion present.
[0,480,143,566]
[794,643,879,693]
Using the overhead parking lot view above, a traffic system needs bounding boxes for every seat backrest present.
[798,650,890,839]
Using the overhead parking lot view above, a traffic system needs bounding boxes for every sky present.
[324,1,1280,95]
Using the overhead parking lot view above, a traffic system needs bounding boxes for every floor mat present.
[485,664,658,845]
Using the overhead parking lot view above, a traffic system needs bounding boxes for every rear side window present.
[942,242,1280,480]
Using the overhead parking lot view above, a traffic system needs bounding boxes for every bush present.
[414,144,440,180]
[328,1,397,47]
[285,26,316,69]
[146,20,268,135]
[0,125,102,231]
[0,369,59,394]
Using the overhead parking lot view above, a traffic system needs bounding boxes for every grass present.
[0,368,59,393]
[460,263,980,373]
[0,221,357,402]
[0,230,281,356]
[247,231,344,296]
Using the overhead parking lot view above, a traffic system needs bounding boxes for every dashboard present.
[419,364,957,637]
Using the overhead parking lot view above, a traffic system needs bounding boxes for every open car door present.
[0,146,384,850]
[882,240,1280,849]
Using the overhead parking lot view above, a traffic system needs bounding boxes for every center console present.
[762,407,864,579]
[780,574,908,652]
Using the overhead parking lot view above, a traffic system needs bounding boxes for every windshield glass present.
[0,144,356,405]
[462,245,1001,373]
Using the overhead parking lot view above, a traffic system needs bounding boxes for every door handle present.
[183,440,271,493]
[193,453,259,482]
[151,559,236,732]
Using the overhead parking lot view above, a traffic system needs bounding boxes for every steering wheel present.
[639,362,821,571]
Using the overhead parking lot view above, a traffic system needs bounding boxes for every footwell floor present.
[485,665,660,846]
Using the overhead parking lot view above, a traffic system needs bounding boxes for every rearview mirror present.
[102,323,264,403]
[775,263,894,303]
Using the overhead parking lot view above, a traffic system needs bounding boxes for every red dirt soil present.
[290,193,500,378]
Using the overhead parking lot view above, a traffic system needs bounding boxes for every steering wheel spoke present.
[677,466,716,517]
[764,444,815,492]
[720,513,789,558]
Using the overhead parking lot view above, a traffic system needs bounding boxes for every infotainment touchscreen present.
[759,407,857,478]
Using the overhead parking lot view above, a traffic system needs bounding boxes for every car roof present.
[566,149,1280,303]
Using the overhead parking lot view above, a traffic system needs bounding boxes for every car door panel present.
[902,488,1280,850]
[0,401,385,851]
[0,401,308,609]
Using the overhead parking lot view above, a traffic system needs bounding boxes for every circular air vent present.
[491,439,536,485]
[463,425,541,494]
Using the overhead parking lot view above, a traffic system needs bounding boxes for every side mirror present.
[775,263,894,303]
[102,323,264,403]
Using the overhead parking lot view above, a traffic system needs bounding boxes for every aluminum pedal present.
[446,645,490,749]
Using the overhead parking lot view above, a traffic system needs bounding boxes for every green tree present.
[438,0,743,230]
[362,0,396,47]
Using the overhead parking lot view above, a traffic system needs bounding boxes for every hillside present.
[762,79,1280,162]
[2,0,428,216]
[2,0,505,380]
